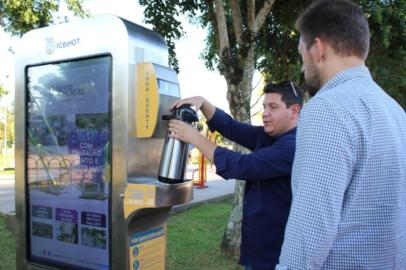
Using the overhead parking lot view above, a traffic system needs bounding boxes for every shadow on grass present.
[0,199,241,270]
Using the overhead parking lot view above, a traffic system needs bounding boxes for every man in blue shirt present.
[277,0,406,269]
[168,81,304,269]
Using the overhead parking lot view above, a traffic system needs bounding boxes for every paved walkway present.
[0,169,235,214]
[0,175,15,214]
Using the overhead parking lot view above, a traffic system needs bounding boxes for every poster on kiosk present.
[26,56,112,269]
[13,14,194,270]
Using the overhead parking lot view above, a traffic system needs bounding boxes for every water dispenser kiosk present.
[13,15,193,270]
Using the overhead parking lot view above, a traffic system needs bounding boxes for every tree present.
[140,0,406,258]
[140,0,277,257]
[0,0,87,36]
[362,0,406,109]
[257,0,406,108]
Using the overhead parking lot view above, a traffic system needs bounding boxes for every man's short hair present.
[296,0,370,60]
[263,81,304,108]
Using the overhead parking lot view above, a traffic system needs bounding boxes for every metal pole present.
[4,108,7,160]
[194,151,207,189]
[2,107,6,156]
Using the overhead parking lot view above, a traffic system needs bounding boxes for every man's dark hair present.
[263,81,304,108]
[296,0,370,60]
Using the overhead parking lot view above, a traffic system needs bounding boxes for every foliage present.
[139,0,188,73]
[0,84,7,97]
[0,0,87,36]
[363,0,406,109]
[137,0,307,80]
[138,1,248,81]
[256,0,309,83]
[259,0,406,108]
[139,0,406,109]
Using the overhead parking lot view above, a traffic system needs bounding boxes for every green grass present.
[0,200,241,270]
[0,214,16,270]
[0,169,14,175]
[167,200,242,270]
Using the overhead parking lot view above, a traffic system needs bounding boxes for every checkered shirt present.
[276,66,406,269]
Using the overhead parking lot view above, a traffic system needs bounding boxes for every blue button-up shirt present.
[277,66,406,269]
[208,108,296,268]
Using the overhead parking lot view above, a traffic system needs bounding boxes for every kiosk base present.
[124,179,193,270]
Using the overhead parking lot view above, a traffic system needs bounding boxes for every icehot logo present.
[45,37,56,55]
[45,37,80,54]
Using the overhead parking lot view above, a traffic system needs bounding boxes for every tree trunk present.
[220,47,255,258]
[220,178,245,258]
[211,0,274,259]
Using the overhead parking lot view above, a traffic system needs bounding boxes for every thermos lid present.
[162,104,198,123]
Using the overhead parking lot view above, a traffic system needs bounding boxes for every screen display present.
[26,56,111,270]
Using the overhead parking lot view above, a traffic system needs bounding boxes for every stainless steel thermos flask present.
[158,104,199,184]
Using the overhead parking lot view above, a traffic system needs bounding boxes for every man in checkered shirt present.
[277,0,406,269]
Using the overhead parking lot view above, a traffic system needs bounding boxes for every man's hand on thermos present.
[170,96,215,120]
[168,119,201,145]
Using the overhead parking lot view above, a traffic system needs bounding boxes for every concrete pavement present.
[0,169,235,214]
[0,175,15,214]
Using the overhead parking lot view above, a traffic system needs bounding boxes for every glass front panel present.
[26,56,111,270]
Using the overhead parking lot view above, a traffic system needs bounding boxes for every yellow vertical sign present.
[134,63,159,138]
[129,226,166,270]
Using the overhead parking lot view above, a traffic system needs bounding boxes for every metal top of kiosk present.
[16,14,167,66]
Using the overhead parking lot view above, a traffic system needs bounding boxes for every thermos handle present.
[162,103,197,122]
[162,115,176,121]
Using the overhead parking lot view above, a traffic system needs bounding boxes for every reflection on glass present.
[26,56,111,270]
